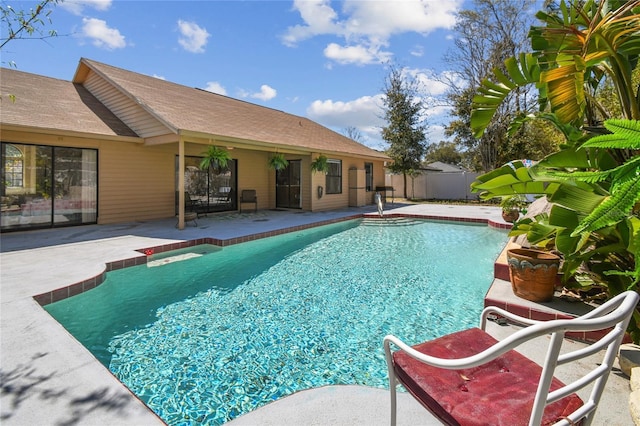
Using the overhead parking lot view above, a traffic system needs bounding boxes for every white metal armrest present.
[383,291,639,426]
[480,305,543,330]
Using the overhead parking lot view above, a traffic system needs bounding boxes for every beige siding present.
[84,72,170,138]
[3,129,176,224]
[3,130,388,225]
[99,144,176,223]
[308,155,387,211]
[234,149,272,210]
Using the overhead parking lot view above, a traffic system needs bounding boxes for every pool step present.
[361,217,423,227]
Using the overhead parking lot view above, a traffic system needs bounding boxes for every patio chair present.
[216,187,234,206]
[383,290,639,426]
[176,191,205,216]
[240,189,257,213]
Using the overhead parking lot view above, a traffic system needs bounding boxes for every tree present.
[342,126,364,143]
[381,66,428,199]
[498,117,563,162]
[443,0,541,171]
[1,0,61,53]
[424,141,463,166]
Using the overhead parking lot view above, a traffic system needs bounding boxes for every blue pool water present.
[45,219,507,425]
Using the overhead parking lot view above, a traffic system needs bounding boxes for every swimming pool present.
[45,218,507,425]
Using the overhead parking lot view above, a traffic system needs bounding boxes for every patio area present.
[0,203,633,425]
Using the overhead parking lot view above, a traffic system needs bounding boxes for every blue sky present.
[3,0,471,150]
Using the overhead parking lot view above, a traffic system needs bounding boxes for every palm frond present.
[581,119,640,149]
[470,53,539,138]
[572,175,640,235]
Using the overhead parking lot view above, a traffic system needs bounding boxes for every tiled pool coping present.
[486,241,624,344]
[32,213,511,306]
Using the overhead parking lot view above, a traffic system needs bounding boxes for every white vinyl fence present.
[385,171,481,201]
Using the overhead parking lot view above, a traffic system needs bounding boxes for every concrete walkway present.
[0,203,632,425]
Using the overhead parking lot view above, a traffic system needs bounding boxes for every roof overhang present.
[151,130,390,161]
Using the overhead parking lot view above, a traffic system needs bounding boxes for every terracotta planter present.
[502,209,520,223]
[507,248,560,302]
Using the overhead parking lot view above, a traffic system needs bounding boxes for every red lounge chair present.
[383,291,639,426]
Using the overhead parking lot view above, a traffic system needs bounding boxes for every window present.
[176,155,237,213]
[325,159,342,194]
[4,144,23,188]
[365,162,373,192]
[1,142,97,231]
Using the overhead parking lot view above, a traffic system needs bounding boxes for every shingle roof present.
[425,161,466,172]
[76,58,388,159]
[0,67,138,138]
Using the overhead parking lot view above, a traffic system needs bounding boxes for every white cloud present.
[427,124,450,143]
[307,95,386,148]
[60,0,112,15]
[305,75,456,150]
[283,0,462,66]
[81,18,126,50]
[177,20,210,53]
[324,43,392,65]
[281,0,340,47]
[153,74,166,80]
[341,0,461,38]
[403,68,463,97]
[307,95,384,126]
[204,82,227,96]
[255,85,278,101]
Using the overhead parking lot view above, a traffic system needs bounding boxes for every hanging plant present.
[268,153,289,170]
[200,146,231,173]
[310,154,329,174]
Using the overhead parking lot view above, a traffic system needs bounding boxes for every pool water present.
[45,219,507,425]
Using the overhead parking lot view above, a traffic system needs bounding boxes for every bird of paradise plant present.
[468,0,640,340]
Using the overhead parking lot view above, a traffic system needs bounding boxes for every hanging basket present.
[507,248,560,302]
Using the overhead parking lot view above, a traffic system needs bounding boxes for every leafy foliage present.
[445,0,540,171]
[424,141,463,166]
[199,146,231,173]
[381,66,428,198]
[471,0,640,137]
[310,154,329,174]
[268,153,288,171]
[469,0,640,341]
[0,0,61,51]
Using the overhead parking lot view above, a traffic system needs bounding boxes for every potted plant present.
[500,194,527,223]
[200,146,231,173]
[268,153,288,170]
[310,154,329,174]
[506,248,561,302]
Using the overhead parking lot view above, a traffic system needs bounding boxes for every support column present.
[178,139,185,230]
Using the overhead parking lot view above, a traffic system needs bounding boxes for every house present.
[0,58,389,231]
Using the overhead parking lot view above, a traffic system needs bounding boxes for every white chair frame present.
[383,291,639,426]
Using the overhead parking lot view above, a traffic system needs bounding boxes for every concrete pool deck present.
[0,203,633,425]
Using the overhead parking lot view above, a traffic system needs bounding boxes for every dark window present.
[176,155,237,213]
[365,162,373,192]
[325,159,342,194]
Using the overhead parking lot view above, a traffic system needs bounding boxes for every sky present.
[2,0,472,151]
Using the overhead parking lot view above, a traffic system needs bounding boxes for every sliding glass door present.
[176,156,237,214]
[1,143,98,231]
